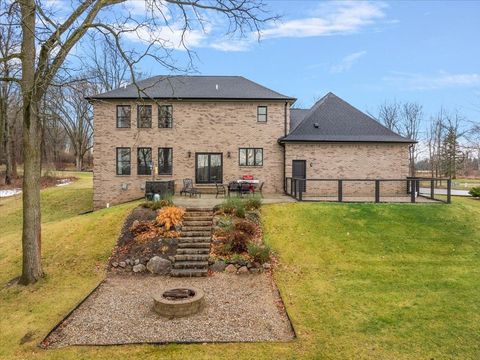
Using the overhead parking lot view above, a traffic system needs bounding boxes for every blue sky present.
[118,0,480,127]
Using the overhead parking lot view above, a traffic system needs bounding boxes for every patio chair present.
[255,181,264,198]
[227,181,240,197]
[239,183,252,197]
[215,181,226,198]
[180,178,201,198]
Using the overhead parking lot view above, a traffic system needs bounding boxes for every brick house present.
[89,75,413,209]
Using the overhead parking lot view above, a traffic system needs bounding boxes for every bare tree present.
[377,100,400,132]
[440,110,468,179]
[0,0,275,284]
[426,109,445,178]
[49,80,93,171]
[399,102,423,176]
[0,0,21,184]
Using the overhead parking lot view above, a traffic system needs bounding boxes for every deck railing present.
[284,177,451,204]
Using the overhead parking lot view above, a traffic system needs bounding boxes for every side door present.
[292,160,307,192]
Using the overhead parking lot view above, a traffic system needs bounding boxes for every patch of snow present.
[56,180,72,187]
[0,189,22,197]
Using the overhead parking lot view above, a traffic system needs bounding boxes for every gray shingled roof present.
[290,108,309,131]
[88,75,295,101]
[281,93,414,143]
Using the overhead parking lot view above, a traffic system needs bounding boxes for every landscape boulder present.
[133,264,146,273]
[225,264,237,273]
[146,256,171,275]
[211,261,227,272]
[237,266,249,275]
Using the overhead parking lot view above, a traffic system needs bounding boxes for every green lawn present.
[1,173,480,359]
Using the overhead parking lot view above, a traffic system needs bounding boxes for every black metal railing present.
[285,177,451,204]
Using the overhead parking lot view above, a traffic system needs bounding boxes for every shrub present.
[234,219,257,236]
[142,196,173,210]
[244,196,262,210]
[217,216,233,229]
[156,206,185,230]
[227,230,250,253]
[221,197,243,214]
[247,243,271,264]
[246,210,261,225]
[469,187,480,198]
[235,204,246,218]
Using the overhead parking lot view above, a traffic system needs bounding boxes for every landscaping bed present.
[209,197,272,275]
[108,205,181,275]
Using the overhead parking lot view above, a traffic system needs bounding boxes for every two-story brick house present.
[89,75,413,209]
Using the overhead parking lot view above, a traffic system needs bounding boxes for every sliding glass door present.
[195,153,223,184]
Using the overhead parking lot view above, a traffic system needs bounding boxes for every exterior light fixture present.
[227,151,231,158]
[187,151,192,158]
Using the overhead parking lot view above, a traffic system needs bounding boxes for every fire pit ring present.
[153,287,205,318]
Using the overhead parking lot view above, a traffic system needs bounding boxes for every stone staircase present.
[171,207,213,277]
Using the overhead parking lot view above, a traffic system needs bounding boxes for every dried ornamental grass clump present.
[156,206,186,230]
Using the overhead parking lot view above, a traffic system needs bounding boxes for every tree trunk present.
[75,151,82,171]
[19,0,44,285]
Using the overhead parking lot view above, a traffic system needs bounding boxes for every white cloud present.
[261,1,386,39]
[121,1,388,52]
[123,23,208,50]
[330,50,367,73]
[383,71,480,90]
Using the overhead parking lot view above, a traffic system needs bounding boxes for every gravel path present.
[44,273,294,347]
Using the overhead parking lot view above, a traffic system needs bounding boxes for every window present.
[158,105,173,128]
[158,147,173,175]
[137,147,152,175]
[257,106,267,122]
[239,148,263,166]
[137,105,152,128]
[116,147,131,175]
[116,105,131,128]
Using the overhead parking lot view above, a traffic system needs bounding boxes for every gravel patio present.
[44,273,294,347]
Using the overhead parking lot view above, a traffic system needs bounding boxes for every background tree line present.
[375,100,479,179]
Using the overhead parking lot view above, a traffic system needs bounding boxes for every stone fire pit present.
[153,287,205,318]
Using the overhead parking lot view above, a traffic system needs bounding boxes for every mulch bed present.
[108,207,177,273]
[0,174,77,190]
[42,273,295,347]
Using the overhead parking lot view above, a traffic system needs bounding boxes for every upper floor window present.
[116,147,131,175]
[158,147,173,175]
[137,105,152,128]
[257,106,267,122]
[158,105,173,128]
[137,147,152,175]
[116,105,131,128]
[239,148,263,166]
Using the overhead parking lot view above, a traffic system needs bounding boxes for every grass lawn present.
[1,172,480,359]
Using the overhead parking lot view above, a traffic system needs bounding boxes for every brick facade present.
[93,99,289,209]
[285,142,410,197]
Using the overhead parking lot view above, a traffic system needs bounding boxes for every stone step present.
[182,220,212,226]
[177,248,210,255]
[178,237,211,243]
[183,216,212,222]
[170,268,208,277]
[178,242,210,248]
[185,207,213,212]
[182,226,212,232]
[173,261,209,269]
[182,231,211,237]
[174,254,210,262]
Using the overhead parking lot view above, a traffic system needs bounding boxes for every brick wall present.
[285,142,410,197]
[93,99,289,209]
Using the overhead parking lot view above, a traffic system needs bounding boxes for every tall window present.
[158,105,173,128]
[158,147,173,175]
[239,148,263,166]
[257,106,267,122]
[137,147,152,175]
[116,105,131,128]
[116,147,131,175]
[137,105,152,128]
